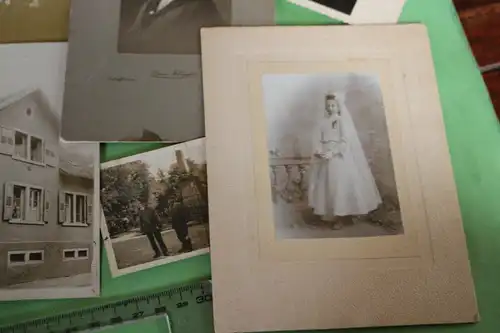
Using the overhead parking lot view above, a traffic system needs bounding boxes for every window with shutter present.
[3,182,13,220]
[30,136,44,163]
[14,131,28,159]
[43,189,51,223]
[0,127,14,156]
[8,130,47,166]
[87,194,93,224]
[3,182,45,224]
[60,191,92,226]
[58,191,66,224]
[27,187,43,222]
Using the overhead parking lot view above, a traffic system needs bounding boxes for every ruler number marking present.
[196,294,213,304]
[176,301,189,308]
[132,311,144,319]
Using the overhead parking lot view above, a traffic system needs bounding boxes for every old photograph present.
[100,138,209,276]
[263,73,403,239]
[61,0,275,142]
[0,88,99,301]
[118,0,231,54]
[0,0,70,44]
[287,0,406,24]
[309,0,358,15]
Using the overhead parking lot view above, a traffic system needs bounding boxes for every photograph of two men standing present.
[100,139,210,273]
[138,201,194,258]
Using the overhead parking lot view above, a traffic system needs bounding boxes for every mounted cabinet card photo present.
[0,89,100,301]
[100,138,209,277]
[201,25,478,332]
[61,0,275,142]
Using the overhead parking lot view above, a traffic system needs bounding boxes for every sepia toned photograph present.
[0,0,70,44]
[263,73,403,239]
[0,88,99,301]
[100,138,209,276]
[118,0,231,54]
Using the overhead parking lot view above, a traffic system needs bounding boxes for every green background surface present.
[98,316,171,333]
[1,0,500,332]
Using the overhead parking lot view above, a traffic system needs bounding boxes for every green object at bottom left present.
[0,280,213,333]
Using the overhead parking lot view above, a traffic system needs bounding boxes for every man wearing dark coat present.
[119,0,227,54]
[139,203,169,258]
[171,201,193,253]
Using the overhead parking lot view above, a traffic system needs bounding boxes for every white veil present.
[336,91,382,208]
[308,89,381,216]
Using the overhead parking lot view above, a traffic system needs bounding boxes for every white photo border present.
[286,0,407,24]
[100,138,209,278]
[0,141,101,301]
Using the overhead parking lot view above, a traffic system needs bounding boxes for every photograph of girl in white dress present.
[263,73,403,239]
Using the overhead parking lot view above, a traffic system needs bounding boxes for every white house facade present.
[0,89,94,287]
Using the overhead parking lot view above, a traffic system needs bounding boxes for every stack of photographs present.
[0,0,275,301]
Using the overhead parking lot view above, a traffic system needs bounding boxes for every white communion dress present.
[307,99,382,218]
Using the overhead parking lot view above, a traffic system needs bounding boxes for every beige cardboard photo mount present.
[201,24,478,333]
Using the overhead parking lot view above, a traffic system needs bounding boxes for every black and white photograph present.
[0,88,99,301]
[309,0,358,15]
[286,0,407,24]
[118,0,231,54]
[61,0,275,143]
[100,138,209,276]
[263,73,403,239]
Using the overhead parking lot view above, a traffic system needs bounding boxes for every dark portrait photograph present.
[118,0,231,54]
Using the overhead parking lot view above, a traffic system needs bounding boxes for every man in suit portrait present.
[118,0,229,54]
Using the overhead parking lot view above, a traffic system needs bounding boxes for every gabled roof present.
[0,88,37,111]
[0,88,60,132]
[0,89,93,179]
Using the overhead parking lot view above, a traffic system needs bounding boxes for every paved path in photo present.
[8,273,92,289]
[111,224,210,270]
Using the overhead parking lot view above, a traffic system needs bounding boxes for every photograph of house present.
[0,88,99,300]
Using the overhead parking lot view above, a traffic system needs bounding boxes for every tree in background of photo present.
[101,161,152,236]
[155,157,208,226]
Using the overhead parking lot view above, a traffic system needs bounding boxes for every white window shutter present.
[43,189,51,223]
[3,182,14,221]
[86,194,93,224]
[0,127,14,156]
[44,143,58,167]
[58,191,66,224]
